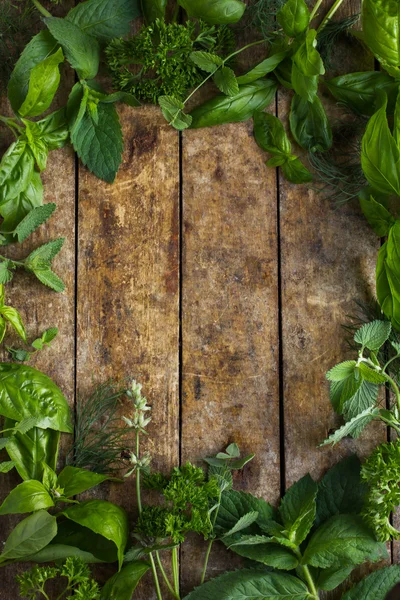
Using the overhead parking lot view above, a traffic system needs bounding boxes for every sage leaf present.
[190,80,277,128]
[0,480,54,515]
[100,561,150,600]
[18,47,64,118]
[178,0,246,25]
[66,0,141,43]
[0,510,57,562]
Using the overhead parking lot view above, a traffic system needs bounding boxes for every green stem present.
[383,354,400,373]
[200,540,213,585]
[156,552,180,599]
[309,0,324,21]
[385,374,400,414]
[0,256,24,267]
[183,39,266,106]
[135,429,163,600]
[379,415,400,436]
[301,564,319,599]
[317,0,346,33]
[31,0,52,17]
[172,547,180,597]
[55,585,70,600]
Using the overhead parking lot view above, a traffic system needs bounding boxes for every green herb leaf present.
[0,140,34,204]
[277,0,309,38]
[363,0,400,73]
[213,67,239,96]
[0,306,27,342]
[321,406,380,445]
[57,466,114,498]
[189,51,223,73]
[15,203,57,243]
[4,423,60,481]
[24,238,65,292]
[35,108,70,150]
[178,0,246,25]
[0,461,15,473]
[326,361,357,382]
[18,47,64,118]
[100,561,150,600]
[291,64,319,102]
[237,52,287,85]
[325,71,398,116]
[184,570,310,600]
[225,537,299,569]
[159,96,193,130]
[0,480,54,515]
[359,193,395,237]
[290,94,332,152]
[8,30,59,114]
[293,30,325,77]
[41,463,58,491]
[140,0,167,23]
[45,17,100,80]
[62,500,129,569]
[279,474,317,545]
[0,510,57,562]
[315,565,355,591]
[190,80,277,128]
[0,261,15,284]
[303,514,387,568]
[377,222,400,330]
[281,157,312,184]
[41,328,58,345]
[254,111,291,155]
[222,511,259,537]
[66,0,141,43]
[343,565,400,600]
[215,490,275,537]
[24,544,105,564]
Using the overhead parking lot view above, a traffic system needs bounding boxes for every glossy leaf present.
[0,171,43,244]
[254,111,291,155]
[0,140,34,204]
[363,0,400,72]
[277,0,309,38]
[62,500,129,569]
[100,561,150,600]
[359,193,395,237]
[225,536,298,570]
[325,71,398,116]
[18,48,64,118]
[279,474,317,545]
[57,466,114,498]
[178,0,246,25]
[0,306,27,342]
[24,543,105,564]
[237,52,287,85]
[0,480,54,515]
[141,0,167,23]
[54,520,118,563]
[213,67,239,96]
[67,0,141,42]
[0,510,57,562]
[190,51,223,73]
[377,222,400,330]
[190,79,277,128]
[281,158,312,184]
[159,96,192,130]
[290,94,332,152]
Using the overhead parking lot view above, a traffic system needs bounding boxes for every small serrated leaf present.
[320,407,380,446]
[41,328,58,345]
[15,204,57,243]
[14,416,38,435]
[222,511,259,537]
[31,268,65,293]
[326,361,356,382]
[32,339,44,350]
[213,67,240,96]
[158,96,192,131]
[189,51,223,72]
[354,320,392,350]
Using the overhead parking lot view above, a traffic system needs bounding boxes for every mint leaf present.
[222,511,259,537]
[0,171,43,242]
[70,100,123,183]
[24,239,65,292]
[326,361,357,382]
[354,320,392,350]
[215,490,275,536]
[45,18,100,80]
[315,565,354,591]
[279,474,317,545]
[18,48,64,118]
[315,456,367,528]
[189,51,223,72]
[41,328,58,345]
[342,379,379,420]
[66,0,141,43]
[184,570,310,600]
[0,261,15,284]
[343,565,400,600]
[158,96,192,131]
[224,537,299,570]
[357,362,387,384]
[213,67,239,96]
[321,406,380,445]
[15,204,56,243]
[303,514,387,568]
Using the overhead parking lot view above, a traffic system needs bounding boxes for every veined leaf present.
[326,361,356,382]
[215,490,275,536]
[100,561,150,600]
[159,96,192,131]
[0,510,57,562]
[222,511,259,537]
[57,466,115,498]
[67,0,141,43]
[0,171,43,243]
[279,474,317,545]
[376,222,400,330]
[224,536,299,570]
[15,204,57,243]
[359,193,395,237]
[354,320,392,351]
[363,0,400,71]
[237,52,287,85]
[325,71,398,116]
[277,0,309,37]
[342,379,379,420]
[0,461,15,473]
[190,51,223,73]
[213,67,239,96]
[343,565,400,600]
[178,0,246,25]
[321,406,380,445]
[0,480,54,515]
[18,48,64,118]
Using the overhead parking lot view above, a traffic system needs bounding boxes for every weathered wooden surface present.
[0,0,393,598]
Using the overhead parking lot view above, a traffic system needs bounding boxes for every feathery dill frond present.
[317,14,360,71]
[67,380,129,475]
[245,0,286,41]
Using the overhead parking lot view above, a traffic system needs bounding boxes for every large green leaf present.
[289,94,332,152]
[0,140,34,204]
[57,466,114,498]
[0,480,54,515]
[183,569,310,600]
[215,490,275,536]
[100,561,150,600]
[24,543,105,564]
[224,537,298,570]
[0,511,57,562]
[62,500,129,569]
[315,456,367,528]
[0,364,72,433]
[67,0,141,43]
[178,0,246,25]
[0,171,43,242]
[279,474,317,545]
[343,565,400,600]
[18,48,64,118]
[363,0,400,72]
[354,320,392,350]
[303,514,387,568]
[325,72,398,116]
[8,30,59,114]
[377,222,400,331]
[53,520,118,563]
[277,0,309,38]
[359,193,395,237]
[190,80,277,128]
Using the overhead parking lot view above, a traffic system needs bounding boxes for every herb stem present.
[155,552,180,599]
[172,547,180,597]
[379,415,400,435]
[309,0,324,21]
[293,550,319,599]
[183,39,266,106]
[383,354,400,373]
[149,553,164,600]
[200,539,213,585]
[317,0,346,33]
[385,374,400,415]
[0,256,24,267]
[31,0,52,18]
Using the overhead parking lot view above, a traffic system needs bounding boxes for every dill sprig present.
[317,14,360,71]
[245,0,286,42]
[67,380,129,475]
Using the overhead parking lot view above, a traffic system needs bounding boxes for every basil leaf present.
[4,421,60,481]
[18,47,64,118]
[45,17,100,80]
[213,66,239,96]
[100,561,150,600]
[42,463,58,491]
[237,52,287,85]
[24,544,105,564]
[343,565,400,600]
[254,111,291,155]
[62,500,129,569]
[57,466,114,498]
[293,30,324,77]
[34,109,70,150]
[0,480,54,515]
[290,94,332,152]
[325,71,399,116]
[0,461,15,473]
[277,0,309,38]
[315,455,367,529]
[292,64,318,102]
[361,94,400,196]
[54,520,118,563]
[377,221,400,330]
[190,79,277,128]
[178,0,246,25]
[359,193,395,237]
[184,570,310,600]
[8,30,59,114]
[363,0,400,72]
[0,140,34,204]
[0,171,43,243]
[0,364,72,433]
[0,306,27,342]
[281,157,312,184]
[141,0,167,23]
[0,510,57,562]
[303,514,387,568]
[279,474,317,545]
[66,0,141,43]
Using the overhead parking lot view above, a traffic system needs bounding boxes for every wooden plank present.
[180,118,281,591]
[76,104,180,596]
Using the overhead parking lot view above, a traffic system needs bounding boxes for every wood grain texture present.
[180,120,281,592]
[76,105,180,596]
